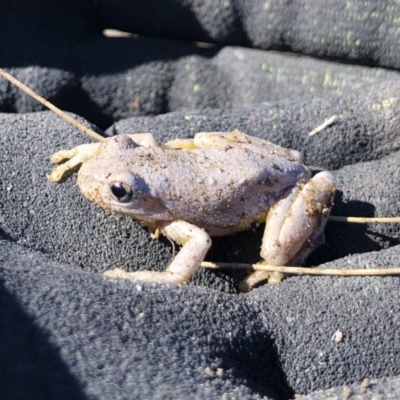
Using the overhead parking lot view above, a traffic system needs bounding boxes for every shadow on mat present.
[0,281,87,400]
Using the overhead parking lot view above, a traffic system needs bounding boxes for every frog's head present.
[77,135,172,223]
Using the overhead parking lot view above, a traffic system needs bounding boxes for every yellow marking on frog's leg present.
[161,138,196,150]
[149,226,161,239]
[192,130,256,151]
[192,132,234,150]
[104,220,212,285]
[47,142,103,183]
[161,130,251,151]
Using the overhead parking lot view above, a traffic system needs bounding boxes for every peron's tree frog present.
[48,130,336,291]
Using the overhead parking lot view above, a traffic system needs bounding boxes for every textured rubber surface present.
[301,376,400,400]
[1,1,400,399]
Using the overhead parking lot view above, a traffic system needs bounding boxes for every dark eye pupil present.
[110,182,132,202]
[111,183,126,198]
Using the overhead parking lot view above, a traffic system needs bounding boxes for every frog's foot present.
[104,268,183,285]
[47,142,103,182]
[104,268,131,279]
[239,270,285,292]
[260,171,336,264]
[241,171,336,292]
[104,220,212,285]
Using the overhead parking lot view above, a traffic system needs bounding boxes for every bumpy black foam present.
[1,1,400,399]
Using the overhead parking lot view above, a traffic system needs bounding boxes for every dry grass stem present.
[308,115,338,136]
[329,216,400,223]
[0,68,106,143]
[201,261,400,276]
[2,69,400,228]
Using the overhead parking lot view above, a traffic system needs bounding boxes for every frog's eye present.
[110,182,133,203]
[109,175,148,203]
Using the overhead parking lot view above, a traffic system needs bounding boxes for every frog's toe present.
[50,148,79,164]
[103,268,133,279]
[239,270,286,292]
[47,159,81,182]
[103,269,185,285]
[48,143,103,183]
[239,270,270,292]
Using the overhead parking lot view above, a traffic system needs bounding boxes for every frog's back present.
[141,145,310,235]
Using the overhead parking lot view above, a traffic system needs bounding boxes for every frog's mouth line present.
[80,186,112,213]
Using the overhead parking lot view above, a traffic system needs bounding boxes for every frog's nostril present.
[110,182,133,202]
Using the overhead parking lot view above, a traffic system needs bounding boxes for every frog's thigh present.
[241,172,335,291]
[104,221,211,285]
[161,138,196,150]
[261,171,336,265]
[125,133,158,148]
[47,143,102,182]
[193,130,249,150]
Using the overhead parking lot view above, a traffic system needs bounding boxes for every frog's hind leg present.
[161,131,240,151]
[104,220,212,285]
[161,138,196,150]
[191,130,302,162]
[125,133,159,148]
[192,130,250,151]
[240,171,336,292]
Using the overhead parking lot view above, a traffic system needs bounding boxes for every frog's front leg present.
[104,220,212,285]
[47,142,103,182]
[240,171,336,292]
[48,134,158,183]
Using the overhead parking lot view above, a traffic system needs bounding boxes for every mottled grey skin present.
[48,130,336,290]
[77,133,310,236]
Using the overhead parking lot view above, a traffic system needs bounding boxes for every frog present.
[47,129,336,291]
